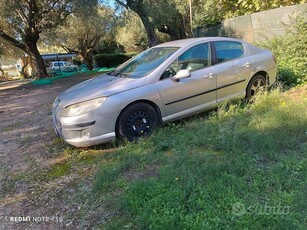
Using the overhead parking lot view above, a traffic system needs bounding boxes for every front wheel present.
[246,74,266,100]
[117,103,160,141]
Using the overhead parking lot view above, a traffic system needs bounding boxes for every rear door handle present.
[203,73,214,79]
[243,62,251,68]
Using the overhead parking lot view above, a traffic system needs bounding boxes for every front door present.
[156,42,217,120]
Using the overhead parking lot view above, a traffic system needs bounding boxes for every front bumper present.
[65,132,116,147]
[52,114,116,147]
[52,103,117,147]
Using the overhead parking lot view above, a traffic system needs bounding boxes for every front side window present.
[161,43,210,80]
[215,41,244,64]
[109,47,179,78]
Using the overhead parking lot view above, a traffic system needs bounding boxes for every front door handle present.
[203,73,214,79]
[243,62,251,68]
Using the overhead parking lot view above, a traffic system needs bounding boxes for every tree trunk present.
[127,2,159,47]
[82,51,94,70]
[84,56,94,70]
[27,45,48,79]
[24,31,48,79]
[139,14,159,47]
[20,56,29,79]
[0,66,4,76]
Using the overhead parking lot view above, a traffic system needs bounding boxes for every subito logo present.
[232,202,246,217]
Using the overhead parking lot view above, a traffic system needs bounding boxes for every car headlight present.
[62,97,106,117]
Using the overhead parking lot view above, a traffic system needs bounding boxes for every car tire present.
[246,74,266,100]
[117,103,160,141]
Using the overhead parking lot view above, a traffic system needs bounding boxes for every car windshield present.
[109,47,179,78]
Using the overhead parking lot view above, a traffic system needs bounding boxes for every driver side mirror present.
[171,69,191,82]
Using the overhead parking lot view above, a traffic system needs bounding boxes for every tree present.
[113,0,188,47]
[170,0,193,36]
[220,0,306,18]
[114,0,159,47]
[192,0,306,27]
[148,0,187,40]
[115,10,148,51]
[46,4,114,70]
[0,0,74,79]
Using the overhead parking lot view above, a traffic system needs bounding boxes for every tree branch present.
[61,45,79,54]
[0,30,26,51]
[16,6,29,25]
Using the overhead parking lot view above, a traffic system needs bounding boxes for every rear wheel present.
[246,74,266,100]
[117,103,159,141]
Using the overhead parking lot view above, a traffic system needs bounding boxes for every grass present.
[91,86,307,229]
[45,162,72,180]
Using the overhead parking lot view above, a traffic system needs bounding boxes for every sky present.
[101,0,117,9]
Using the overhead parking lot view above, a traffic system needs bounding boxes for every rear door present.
[156,42,217,120]
[213,41,253,103]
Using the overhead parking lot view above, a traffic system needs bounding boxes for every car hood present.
[57,74,145,108]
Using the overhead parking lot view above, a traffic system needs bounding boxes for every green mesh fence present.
[31,67,115,86]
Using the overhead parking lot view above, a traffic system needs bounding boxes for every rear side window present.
[215,41,244,64]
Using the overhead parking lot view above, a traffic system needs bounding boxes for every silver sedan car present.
[52,37,277,147]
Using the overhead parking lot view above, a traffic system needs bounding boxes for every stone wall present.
[194,3,307,42]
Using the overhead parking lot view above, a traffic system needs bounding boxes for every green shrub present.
[256,14,307,86]
[93,53,134,68]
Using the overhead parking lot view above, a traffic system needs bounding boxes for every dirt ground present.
[0,74,111,229]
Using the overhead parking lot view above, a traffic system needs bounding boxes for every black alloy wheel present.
[117,103,159,141]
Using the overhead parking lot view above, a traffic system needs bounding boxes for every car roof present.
[154,37,245,48]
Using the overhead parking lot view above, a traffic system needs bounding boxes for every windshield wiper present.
[107,70,128,78]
